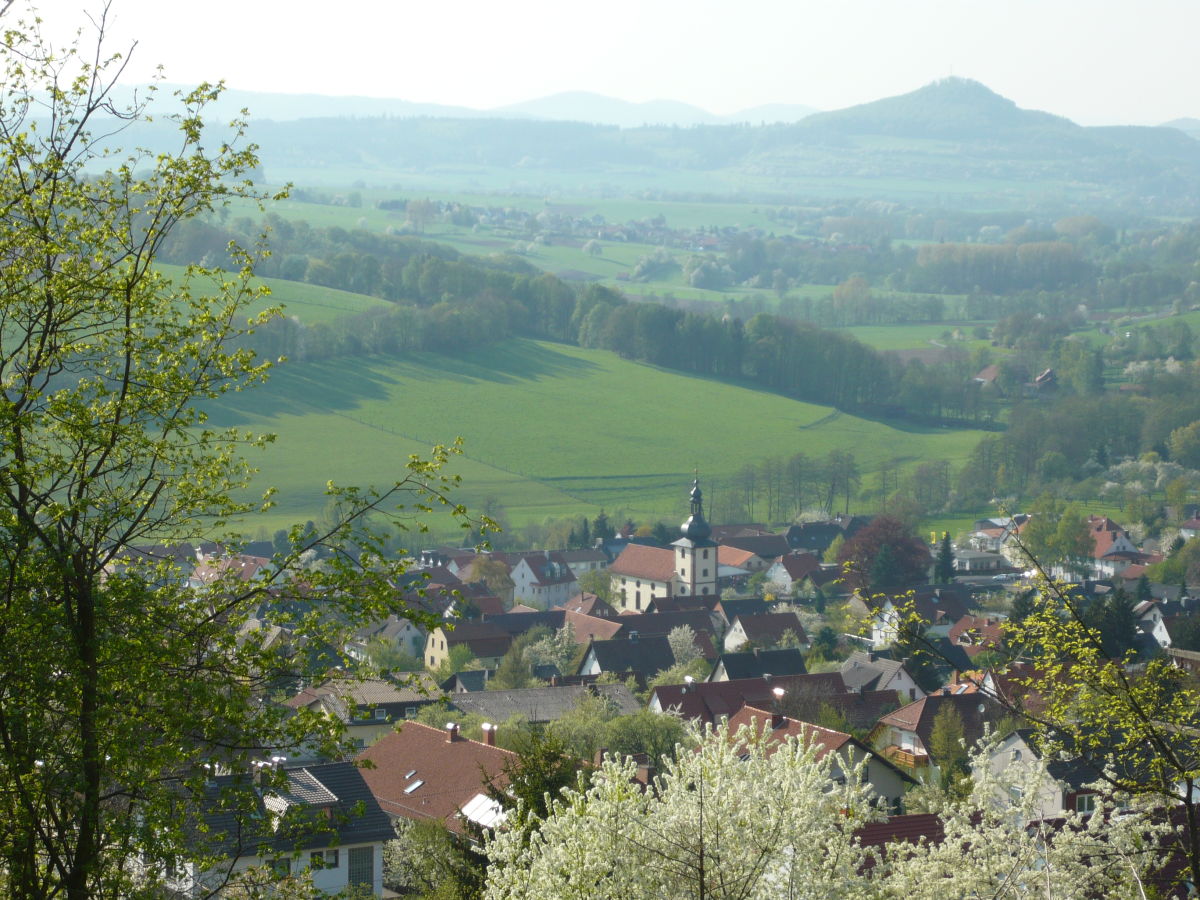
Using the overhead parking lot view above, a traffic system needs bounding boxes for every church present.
[608,480,719,612]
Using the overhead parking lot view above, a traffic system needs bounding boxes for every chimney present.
[481,722,496,746]
[636,757,656,785]
[629,630,639,643]
[753,647,761,659]
[867,651,876,663]
[771,686,786,727]
[445,722,460,743]
[550,674,560,687]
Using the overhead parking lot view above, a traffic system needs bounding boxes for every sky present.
[43,0,1200,126]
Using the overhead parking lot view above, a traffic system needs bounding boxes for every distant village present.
[163,479,1200,895]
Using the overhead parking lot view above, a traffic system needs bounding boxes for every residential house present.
[708,648,808,682]
[785,515,869,556]
[726,706,913,812]
[978,729,1107,818]
[946,615,1007,660]
[357,722,514,835]
[424,622,512,670]
[344,614,427,664]
[179,762,393,896]
[284,675,442,751]
[723,612,809,653]
[447,683,641,725]
[509,552,579,608]
[577,634,687,683]
[720,533,791,562]
[1181,518,1200,540]
[764,552,823,595]
[648,672,848,724]
[859,587,972,649]
[952,549,1006,573]
[839,651,926,702]
[1052,515,1146,580]
[869,692,1004,782]
[559,548,610,576]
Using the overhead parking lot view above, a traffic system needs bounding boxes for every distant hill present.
[498,91,721,127]
[1164,117,1200,139]
[107,78,1200,210]
[794,78,1075,140]
[498,91,817,127]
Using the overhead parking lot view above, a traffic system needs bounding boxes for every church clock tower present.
[672,479,718,597]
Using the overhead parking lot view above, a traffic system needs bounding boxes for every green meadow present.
[155,262,388,324]
[206,338,988,533]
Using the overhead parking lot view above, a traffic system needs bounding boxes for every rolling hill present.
[206,338,988,535]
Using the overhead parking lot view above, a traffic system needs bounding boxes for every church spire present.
[680,478,712,542]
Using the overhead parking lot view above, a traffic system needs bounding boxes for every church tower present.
[672,479,718,597]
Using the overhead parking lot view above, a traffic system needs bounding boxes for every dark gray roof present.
[199,762,394,860]
[711,648,807,681]
[840,651,909,692]
[448,683,641,723]
[583,635,678,678]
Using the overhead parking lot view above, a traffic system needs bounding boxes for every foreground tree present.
[484,719,1164,899]
[0,8,484,897]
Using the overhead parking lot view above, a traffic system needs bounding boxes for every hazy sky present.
[51,0,1200,125]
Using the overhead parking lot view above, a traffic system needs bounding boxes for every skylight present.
[404,779,424,794]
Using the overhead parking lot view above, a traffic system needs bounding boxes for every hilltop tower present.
[673,479,718,597]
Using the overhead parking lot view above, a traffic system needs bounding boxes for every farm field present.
[154,262,388,324]
[207,338,989,534]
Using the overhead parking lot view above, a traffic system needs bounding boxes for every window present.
[1076,793,1096,814]
[702,586,709,595]
[702,549,709,559]
[348,847,374,890]
[702,569,708,577]
[270,858,291,877]
[310,849,339,869]
[405,706,417,718]
[374,708,387,720]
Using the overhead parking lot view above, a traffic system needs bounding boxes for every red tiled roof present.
[726,706,853,760]
[609,544,675,581]
[565,608,624,643]
[774,552,822,581]
[357,722,515,833]
[718,546,757,568]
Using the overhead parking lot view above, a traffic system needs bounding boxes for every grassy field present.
[155,262,388,324]
[206,339,989,534]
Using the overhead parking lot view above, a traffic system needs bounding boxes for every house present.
[978,729,1107,818]
[187,553,272,589]
[609,481,720,612]
[1181,518,1200,540]
[719,533,791,563]
[284,675,442,751]
[559,548,610,576]
[577,634,686,682]
[1052,515,1146,580]
[859,586,972,649]
[869,692,1004,781]
[357,722,514,835]
[952,549,1006,573]
[726,706,913,811]
[764,552,823,595]
[344,614,427,663]
[424,622,512,670]
[946,615,1007,660]
[648,672,848,724]
[785,515,870,556]
[723,612,809,653]
[509,552,579,609]
[839,651,926,702]
[447,683,641,725]
[967,515,1028,556]
[708,648,807,682]
[179,762,393,896]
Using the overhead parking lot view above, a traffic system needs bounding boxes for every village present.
[163,479,1200,895]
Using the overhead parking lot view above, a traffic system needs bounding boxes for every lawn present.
[207,339,990,533]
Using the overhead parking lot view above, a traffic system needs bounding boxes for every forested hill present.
[166,220,948,420]
[223,78,1200,209]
